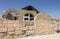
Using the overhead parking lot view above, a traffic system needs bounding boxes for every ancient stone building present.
[0,6,60,39]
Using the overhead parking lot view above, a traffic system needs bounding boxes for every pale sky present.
[0,0,60,18]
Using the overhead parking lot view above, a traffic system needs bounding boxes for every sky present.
[0,0,60,18]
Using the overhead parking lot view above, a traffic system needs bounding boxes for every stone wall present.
[0,19,25,39]
[0,18,60,39]
[2,9,37,21]
[0,8,60,39]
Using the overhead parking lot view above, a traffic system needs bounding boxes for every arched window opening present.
[24,13,34,21]
[24,14,29,20]
[10,12,17,16]
[30,14,34,21]
[9,12,18,20]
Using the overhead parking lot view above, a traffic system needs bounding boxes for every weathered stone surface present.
[8,27,15,32]
[0,5,60,39]
[0,27,7,32]
[8,32,15,35]
[15,31,22,35]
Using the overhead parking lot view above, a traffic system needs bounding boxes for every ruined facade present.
[0,6,60,39]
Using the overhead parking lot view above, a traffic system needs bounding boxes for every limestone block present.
[26,26,35,31]
[7,23,14,27]
[15,27,20,31]
[2,36,10,39]
[0,24,5,27]
[14,21,19,24]
[8,32,15,36]
[14,23,20,27]
[2,20,7,23]
[7,20,15,24]
[14,23,23,28]
[20,27,26,30]
[0,27,7,32]
[15,31,22,35]
[8,27,15,32]
[26,30,35,35]
[0,32,7,37]
[4,23,8,27]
